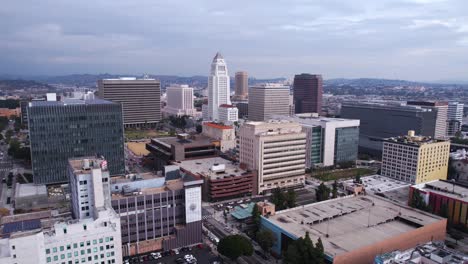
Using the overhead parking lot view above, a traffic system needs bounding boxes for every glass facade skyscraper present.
[28,99,125,184]
[334,126,359,164]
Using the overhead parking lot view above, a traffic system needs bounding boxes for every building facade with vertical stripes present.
[28,99,125,184]
[110,175,203,256]
[98,78,161,127]
[409,180,468,227]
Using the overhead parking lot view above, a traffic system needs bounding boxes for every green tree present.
[410,190,428,211]
[218,235,253,260]
[256,229,276,253]
[251,204,261,232]
[332,180,338,198]
[5,129,13,143]
[286,189,297,208]
[316,183,330,202]
[271,188,286,210]
[355,174,362,184]
[169,128,176,136]
[284,232,325,264]
[195,124,202,133]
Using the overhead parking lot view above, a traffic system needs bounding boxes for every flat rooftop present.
[14,183,47,198]
[68,157,108,175]
[384,134,448,146]
[151,134,215,148]
[343,175,410,194]
[177,157,249,180]
[414,180,468,203]
[110,172,160,184]
[29,98,115,107]
[265,195,444,257]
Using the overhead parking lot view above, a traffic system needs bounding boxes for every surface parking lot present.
[124,247,222,264]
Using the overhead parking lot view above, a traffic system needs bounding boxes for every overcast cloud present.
[0,0,467,81]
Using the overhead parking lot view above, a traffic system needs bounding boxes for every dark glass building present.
[28,99,125,184]
[341,102,437,156]
[293,74,323,114]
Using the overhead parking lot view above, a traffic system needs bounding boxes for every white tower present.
[207,52,231,121]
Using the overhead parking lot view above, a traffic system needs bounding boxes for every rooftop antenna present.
[143,73,149,79]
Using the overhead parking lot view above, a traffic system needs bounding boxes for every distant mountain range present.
[0,74,466,89]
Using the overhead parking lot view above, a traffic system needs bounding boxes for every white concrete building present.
[218,104,238,124]
[239,120,306,193]
[207,53,237,122]
[0,157,122,264]
[447,102,464,136]
[163,85,198,117]
[272,114,360,167]
[69,157,111,220]
[0,209,122,264]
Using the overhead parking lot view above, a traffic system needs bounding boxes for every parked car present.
[151,252,162,259]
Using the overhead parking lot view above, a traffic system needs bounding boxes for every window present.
[47,257,51,263]
[60,246,64,251]
[54,256,59,261]
[83,225,87,231]
[53,247,57,253]
[93,239,97,245]
[73,243,78,249]
[63,228,67,234]
[46,249,51,254]
[12,245,15,250]
[67,245,71,250]
[86,241,91,246]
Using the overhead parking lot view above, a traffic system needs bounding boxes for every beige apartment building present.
[239,120,306,193]
[381,130,450,184]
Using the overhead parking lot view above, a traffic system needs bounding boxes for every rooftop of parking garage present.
[265,195,444,256]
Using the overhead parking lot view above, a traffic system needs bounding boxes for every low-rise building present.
[14,183,48,211]
[176,157,256,201]
[0,108,20,118]
[450,149,468,183]
[202,122,236,152]
[410,180,468,227]
[146,134,218,171]
[381,130,450,184]
[374,241,467,264]
[261,195,446,264]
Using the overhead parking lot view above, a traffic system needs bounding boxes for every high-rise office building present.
[447,102,464,136]
[239,120,306,193]
[98,77,161,127]
[293,74,323,114]
[234,71,248,100]
[28,98,125,184]
[341,102,437,155]
[381,130,450,184]
[248,84,290,121]
[207,53,238,122]
[407,101,448,138]
[163,84,197,117]
[273,113,360,168]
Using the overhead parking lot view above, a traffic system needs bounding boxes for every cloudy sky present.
[1,0,467,81]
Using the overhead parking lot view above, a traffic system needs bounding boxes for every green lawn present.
[124,129,170,140]
[312,167,374,181]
